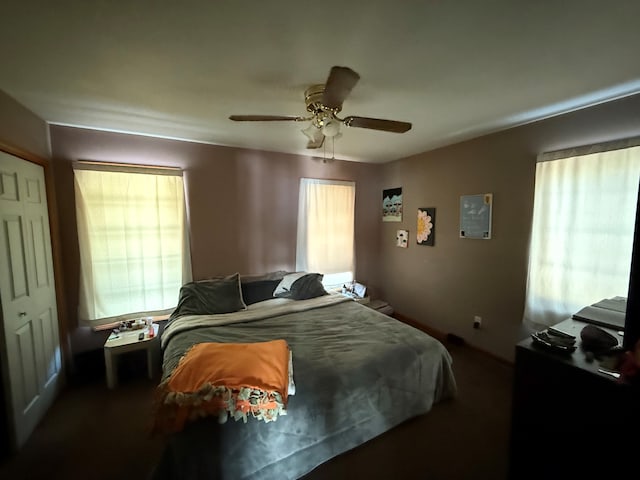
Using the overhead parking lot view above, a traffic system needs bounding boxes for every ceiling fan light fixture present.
[301,123,320,141]
[229,66,412,150]
[321,118,341,137]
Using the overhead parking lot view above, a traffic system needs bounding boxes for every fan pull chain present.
[331,136,335,161]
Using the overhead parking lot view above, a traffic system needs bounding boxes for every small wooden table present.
[366,299,394,315]
[104,323,160,389]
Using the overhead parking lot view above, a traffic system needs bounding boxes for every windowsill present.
[91,313,170,332]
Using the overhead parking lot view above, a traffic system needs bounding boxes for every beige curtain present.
[524,142,640,328]
[74,166,191,324]
[296,178,355,288]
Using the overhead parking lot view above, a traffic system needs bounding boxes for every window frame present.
[523,138,640,328]
[73,161,192,326]
[296,178,356,289]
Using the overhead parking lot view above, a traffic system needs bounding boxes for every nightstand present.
[366,299,394,316]
[104,323,160,388]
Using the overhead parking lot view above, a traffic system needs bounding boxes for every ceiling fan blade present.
[229,115,305,121]
[322,66,360,110]
[343,116,412,133]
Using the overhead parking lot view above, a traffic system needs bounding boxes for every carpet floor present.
[0,342,514,480]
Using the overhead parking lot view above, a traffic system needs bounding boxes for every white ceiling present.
[2,1,640,163]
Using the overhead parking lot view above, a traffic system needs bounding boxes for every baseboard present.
[394,312,448,342]
[393,312,514,366]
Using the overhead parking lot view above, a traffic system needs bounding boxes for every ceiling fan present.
[229,66,412,149]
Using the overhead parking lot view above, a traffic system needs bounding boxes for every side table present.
[366,299,394,316]
[104,323,160,388]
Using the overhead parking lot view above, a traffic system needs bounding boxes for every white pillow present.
[272,272,308,296]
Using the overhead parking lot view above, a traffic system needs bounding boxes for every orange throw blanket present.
[153,339,290,433]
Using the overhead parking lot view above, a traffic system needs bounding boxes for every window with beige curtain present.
[296,178,355,288]
[74,164,192,324]
[523,139,640,328]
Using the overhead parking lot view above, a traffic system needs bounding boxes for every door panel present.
[15,321,39,414]
[4,217,29,300]
[37,308,58,387]
[0,172,19,201]
[24,177,41,204]
[0,150,61,450]
[29,216,49,288]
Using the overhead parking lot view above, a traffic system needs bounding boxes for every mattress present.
[151,294,457,480]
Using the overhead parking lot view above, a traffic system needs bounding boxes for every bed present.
[150,272,457,480]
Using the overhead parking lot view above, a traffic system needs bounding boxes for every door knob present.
[18,312,27,317]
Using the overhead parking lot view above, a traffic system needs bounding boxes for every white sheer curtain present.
[74,164,192,324]
[296,178,355,288]
[524,141,640,328]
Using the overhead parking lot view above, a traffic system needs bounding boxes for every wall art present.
[460,193,492,239]
[396,229,409,248]
[382,187,402,222]
[417,207,436,246]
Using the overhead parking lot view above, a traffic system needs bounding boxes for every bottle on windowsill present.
[147,317,155,338]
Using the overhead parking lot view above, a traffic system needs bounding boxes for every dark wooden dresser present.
[509,319,640,479]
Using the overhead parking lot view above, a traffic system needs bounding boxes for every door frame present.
[0,142,70,377]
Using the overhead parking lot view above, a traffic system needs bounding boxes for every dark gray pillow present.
[241,279,282,305]
[240,270,291,283]
[170,273,246,320]
[274,273,327,300]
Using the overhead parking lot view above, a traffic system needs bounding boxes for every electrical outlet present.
[473,316,482,329]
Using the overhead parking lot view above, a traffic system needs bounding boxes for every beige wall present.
[0,90,50,159]
[380,93,640,361]
[49,126,383,353]
[0,91,70,354]
[6,88,640,361]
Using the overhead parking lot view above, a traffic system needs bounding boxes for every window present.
[523,140,640,328]
[74,163,191,324]
[296,178,355,288]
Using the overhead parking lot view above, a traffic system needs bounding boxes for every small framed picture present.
[396,229,409,248]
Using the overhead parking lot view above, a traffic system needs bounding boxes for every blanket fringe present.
[151,379,287,434]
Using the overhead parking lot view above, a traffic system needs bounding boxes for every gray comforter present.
[151,294,457,480]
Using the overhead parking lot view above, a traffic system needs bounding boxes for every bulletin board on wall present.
[460,193,492,239]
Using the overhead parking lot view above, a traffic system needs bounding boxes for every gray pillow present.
[241,279,282,305]
[274,272,327,300]
[170,273,246,320]
[240,270,291,283]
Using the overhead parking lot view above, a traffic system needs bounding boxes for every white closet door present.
[0,150,61,450]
